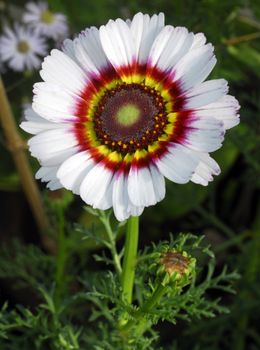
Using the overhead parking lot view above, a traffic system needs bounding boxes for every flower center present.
[93,83,167,154]
[17,40,30,53]
[41,10,54,24]
[116,104,140,126]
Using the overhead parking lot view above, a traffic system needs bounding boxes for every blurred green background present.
[0,0,260,349]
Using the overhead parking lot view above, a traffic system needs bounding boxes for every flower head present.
[21,13,240,221]
[0,25,47,72]
[23,2,68,40]
[159,250,196,284]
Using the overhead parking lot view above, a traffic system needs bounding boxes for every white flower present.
[0,25,47,72]
[21,13,240,221]
[23,2,68,40]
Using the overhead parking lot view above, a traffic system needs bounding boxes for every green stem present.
[54,206,66,306]
[99,211,122,275]
[122,283,167,334]
[142,283,166,312]
[121,216,139,304]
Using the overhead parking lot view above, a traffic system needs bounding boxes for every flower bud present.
[157,247,196,286]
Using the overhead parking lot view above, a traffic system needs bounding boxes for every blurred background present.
[0,0,259,349]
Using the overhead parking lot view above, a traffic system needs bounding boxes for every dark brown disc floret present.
[93,83,168,154]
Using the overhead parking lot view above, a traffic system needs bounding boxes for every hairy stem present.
[121,216,139,304]
[99,211,122,275]
[141,283,166,312]
[122,283,167,335]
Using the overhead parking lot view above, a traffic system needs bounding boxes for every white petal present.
[195,95,240,130]
[173,44,216,91]
[128,166,157,206]
[36,166,56,181]
[76,26,110,73]
[130,13,165,64]
[57,151,95,195]
[191,153,220,185]
[35,166,62,190]
[149,163,166,202]
[28,128,78,163]
[9,54,25,72]
[80,163,113,209]
[32,82,81,122]
[148,26,194,72]
[129,12,145,60]
[112,172,129,222]
[40,49,86,94]
[112,171,145,221]
[190,33,206,50]
[23,107,44,122]
[155,143,199,183]
[183,117,225,152]
[72,37,101,75]
[99,19,135,74]
[20,107,61,134]
[62,39,75,60]
[25,2,45,14]
[47,179,63,191]
[114,18,136,65]
[128,204,144,218]
[184,79,228,109]
[99,175,115,210]
[41,147,78,167]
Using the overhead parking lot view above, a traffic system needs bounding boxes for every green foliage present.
[0,295,82,350]
[0,240,54,290]
[0,231,239,350]
[134,235,238,324]
[0,0,260,349]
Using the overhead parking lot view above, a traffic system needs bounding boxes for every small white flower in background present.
[0,25,47,72]
[23,2,68,41]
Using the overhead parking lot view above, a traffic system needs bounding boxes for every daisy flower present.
[21,13,240,221]
[0,25,47,72]
[23,2,68,41]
